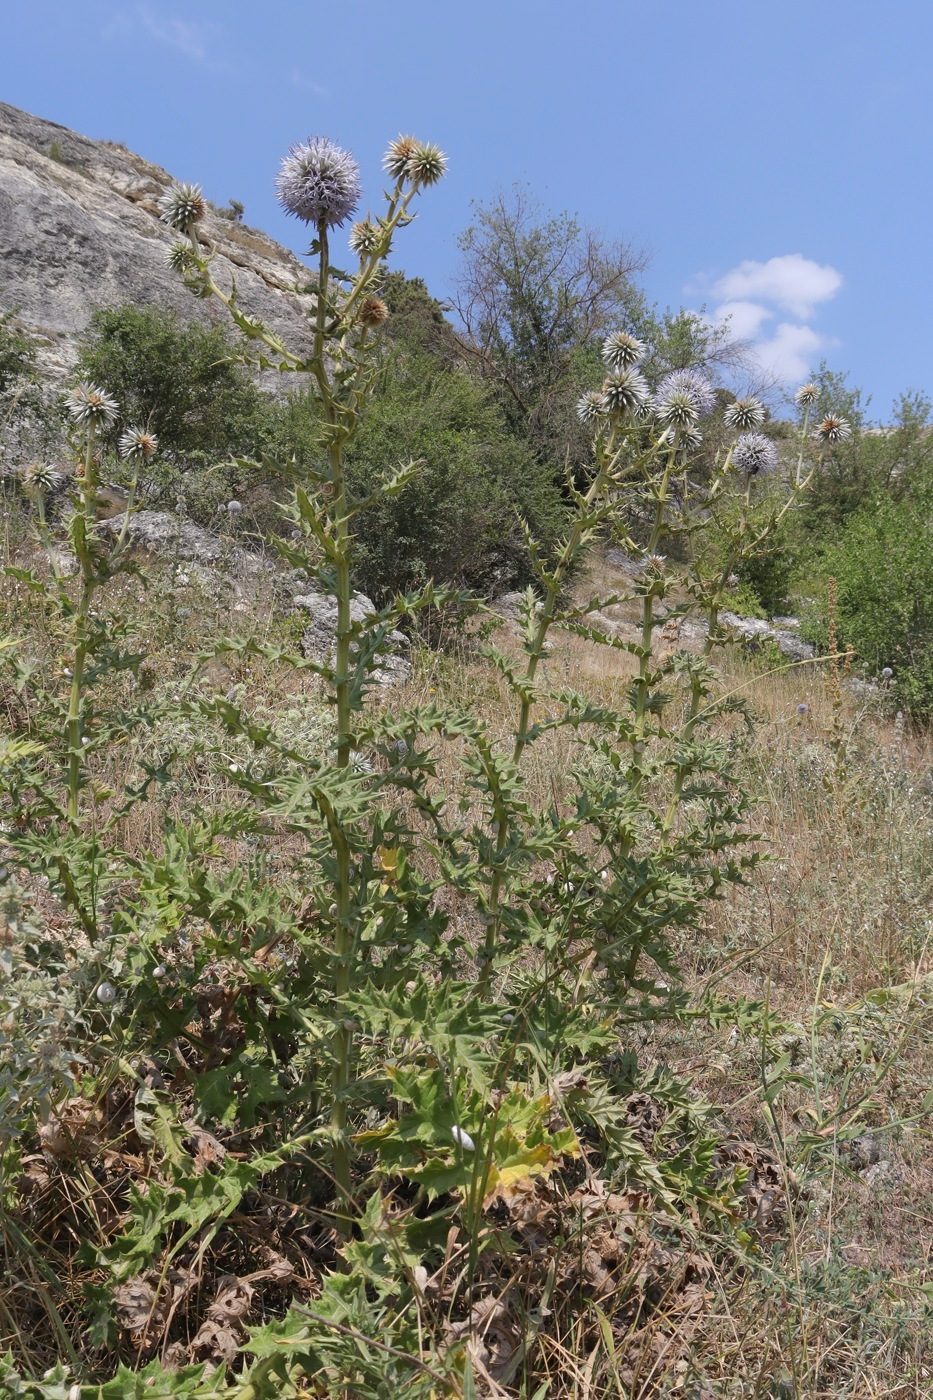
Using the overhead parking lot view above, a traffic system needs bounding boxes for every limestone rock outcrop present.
[0,101,313,383]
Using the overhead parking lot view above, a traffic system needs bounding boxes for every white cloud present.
[712,254,842,320]
[692,252,843,386]
[752,323,827,385]
[135,6,206,59]
[713,300,773,341]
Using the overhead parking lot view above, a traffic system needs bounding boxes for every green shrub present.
[345,350,568,600]
[74,305,271,459]
[823,481,933,717]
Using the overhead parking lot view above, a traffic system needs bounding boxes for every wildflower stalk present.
[630,435,680,783]
[66,424,100,829]
[479,424,623,983]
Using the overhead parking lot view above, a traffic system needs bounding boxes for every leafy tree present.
[454,185,648,462]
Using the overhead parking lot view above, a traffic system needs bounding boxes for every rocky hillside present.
[0,101,313,382]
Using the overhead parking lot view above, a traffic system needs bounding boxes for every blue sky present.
[3,0,931,417]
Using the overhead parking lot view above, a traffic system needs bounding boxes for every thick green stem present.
[66,428,98,830]
[630,438,679,786]
[317,219,354,1219]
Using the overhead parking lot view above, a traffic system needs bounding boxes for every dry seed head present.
[359,295,389,329]
[795,382,819,407]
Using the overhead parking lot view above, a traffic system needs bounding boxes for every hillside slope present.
[0,101,312,381]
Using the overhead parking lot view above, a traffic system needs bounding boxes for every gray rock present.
[0,101,313,386]
[293,591,411,687]
[719,611,816,663]
[101,509,271,592]
[848,1133,881,1171]
[860,1159,901,1188]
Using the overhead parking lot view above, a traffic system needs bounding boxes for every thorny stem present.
[630,434,680,789]
[478,424,623,986]
[66,426,99,830]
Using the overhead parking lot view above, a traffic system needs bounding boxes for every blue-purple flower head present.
[732,432,778,476]
[724,396,766,430]
[602,331,646,371]
[276,137,362,228]
[654,369,717,427]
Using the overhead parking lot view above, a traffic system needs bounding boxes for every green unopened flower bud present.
[348,219,382,257]
[21,461,62,496]
[408,142,447,186]
[158,181,207,231]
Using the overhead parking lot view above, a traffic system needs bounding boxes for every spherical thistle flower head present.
[348,218,382,258]
[66,382,119,431]
[881,666,893,679]
[656,369,717,420]
[602,331,646,371]
[275,137,362,228]
[166,239,200,275]
[795,382,819,408]
[158,181,206,231]
[21,461,62,496]
[658,423,702,454]
[655,389,699,429]
[359,294,389,329]
[119,426,158,464]
[816,414,852,445]
[603,368,650,417]
[383,134,419,181]
[732,432,778,476]
[724,396,766,430]
[576,389,609,425]
[408,142,447,187]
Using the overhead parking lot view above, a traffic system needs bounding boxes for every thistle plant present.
[161,133,450,1209]
[0,131,868,1390]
